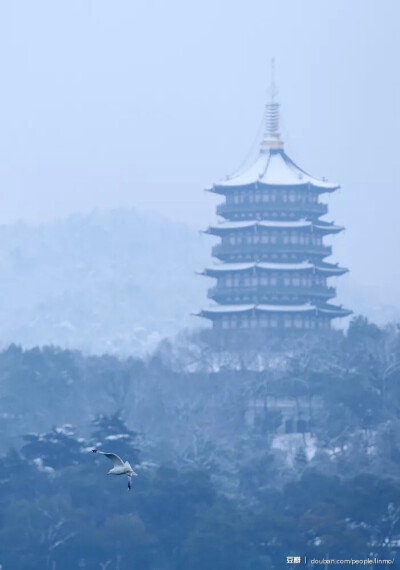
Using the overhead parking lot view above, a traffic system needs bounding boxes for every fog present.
[0,0,398,330]
[1,3,400,568]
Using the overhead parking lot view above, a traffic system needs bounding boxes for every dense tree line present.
[1,416,400,569]
[1,316,400,567]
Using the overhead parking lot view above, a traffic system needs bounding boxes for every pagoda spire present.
[262,58,284,151]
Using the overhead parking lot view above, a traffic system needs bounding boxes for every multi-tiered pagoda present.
[198,88,351,332]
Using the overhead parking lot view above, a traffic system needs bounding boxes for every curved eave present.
[314,223,344,235]
[197,303,352,320]
[208,149,339,195]
[197,303,350,319]
[211,181,339,195]
[201,262,348,277]
[205,220,343,236]
[318,306,353,318]
[318,264,349,276]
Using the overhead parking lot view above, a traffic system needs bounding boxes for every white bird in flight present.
[92,449,138,490]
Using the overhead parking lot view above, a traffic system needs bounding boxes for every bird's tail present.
[127,476,132,490]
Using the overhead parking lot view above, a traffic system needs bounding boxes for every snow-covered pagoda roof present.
[208,148,339,194]
[198,303,351,319]
[205,219,343,235]
[201,261,348,277]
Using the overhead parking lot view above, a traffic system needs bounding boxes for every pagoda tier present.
[199,303,350,331]
[205,219,342,263]
[197,90,351,331]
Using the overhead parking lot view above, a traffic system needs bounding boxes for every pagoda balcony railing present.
[212,243,332,258]
[208,285,335,299]
[216,202,328,218]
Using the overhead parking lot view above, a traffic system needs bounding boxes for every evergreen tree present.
[90,411,140,465]
[21,424,85,469]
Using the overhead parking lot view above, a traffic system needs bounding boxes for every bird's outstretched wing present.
[92,450,124,467]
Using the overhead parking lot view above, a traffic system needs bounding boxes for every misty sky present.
[0,1,399,318]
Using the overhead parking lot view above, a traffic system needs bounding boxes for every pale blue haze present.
[0,0,398,339]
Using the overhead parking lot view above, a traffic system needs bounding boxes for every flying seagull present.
[92,449,138,490]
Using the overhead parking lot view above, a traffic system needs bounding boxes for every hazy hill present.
[0,209,211,355]
[0,208,398,356]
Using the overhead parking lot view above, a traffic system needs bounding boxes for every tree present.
[21,425,85,469]
[90,411,140,465]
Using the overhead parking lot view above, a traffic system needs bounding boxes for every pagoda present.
[198,73,351,332]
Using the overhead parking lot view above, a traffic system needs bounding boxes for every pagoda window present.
[294,317,303,328]
[270,317,278,328]
[288,191,296,202]
[290,234,299,244]
[260,275,268,285]
[251,277,257,286]
[283,276,290,286]
[270,276,277,286]
[225,278,232,287]
[293,277,300,286]
[284,317,292,328]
